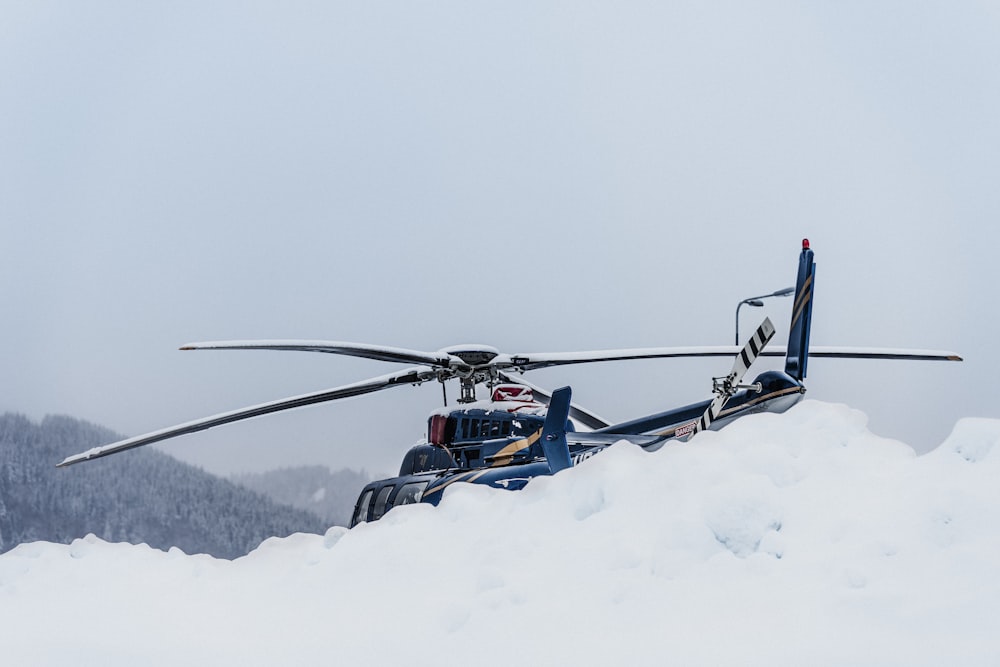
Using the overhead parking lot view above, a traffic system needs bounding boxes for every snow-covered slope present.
[2,401,998,665]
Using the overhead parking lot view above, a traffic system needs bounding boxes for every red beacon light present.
[429,414,448,445]
[802,238,810,250]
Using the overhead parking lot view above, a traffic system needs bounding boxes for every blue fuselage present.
[349,370,804,527]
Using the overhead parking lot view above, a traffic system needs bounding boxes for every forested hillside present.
[0,413,327,558]
[232,465,371,527]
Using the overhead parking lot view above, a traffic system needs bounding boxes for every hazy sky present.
[3,2,997,477]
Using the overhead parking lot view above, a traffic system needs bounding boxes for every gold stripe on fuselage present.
[425,429,545,497]
[653,386,805,438]
[423,469,492,498]
[486,428,543,467]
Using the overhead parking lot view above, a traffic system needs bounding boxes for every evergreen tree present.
[0,413,328,558]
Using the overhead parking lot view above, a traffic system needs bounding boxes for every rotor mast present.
[442,345,501,403]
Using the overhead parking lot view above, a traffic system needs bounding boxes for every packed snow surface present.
[3,401,999,665]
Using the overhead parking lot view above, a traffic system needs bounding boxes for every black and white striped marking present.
[692,317,776,436]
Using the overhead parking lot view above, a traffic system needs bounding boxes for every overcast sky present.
[3,2,997,477]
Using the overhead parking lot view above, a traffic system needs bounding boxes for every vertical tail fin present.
[541,386,573,473]
[785,239,816,381]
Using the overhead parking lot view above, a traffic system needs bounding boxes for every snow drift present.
[2,401,998,665]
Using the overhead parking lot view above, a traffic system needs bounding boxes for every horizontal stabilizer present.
[565,431,664,447]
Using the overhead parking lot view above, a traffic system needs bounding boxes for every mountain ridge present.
[0,412,329,559]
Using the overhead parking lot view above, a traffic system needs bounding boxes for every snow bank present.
[2,401,998,665]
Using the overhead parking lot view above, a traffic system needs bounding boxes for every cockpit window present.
[394,482,428,506]
[352,489,373,525]
[372,486,393,521]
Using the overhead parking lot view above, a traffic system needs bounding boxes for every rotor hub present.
[440,344,500,367]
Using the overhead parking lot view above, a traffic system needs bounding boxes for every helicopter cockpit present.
[351,478,431,526]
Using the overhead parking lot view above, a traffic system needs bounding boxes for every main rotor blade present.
[496,345,962,371]
[180,340,468,370]
[498,371,611,430]
[496,347,741,371]
[750,346,961,361]
[783,346,963,362]
[57,366,436,467]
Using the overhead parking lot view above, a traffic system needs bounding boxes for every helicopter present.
[58,240,961,527]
